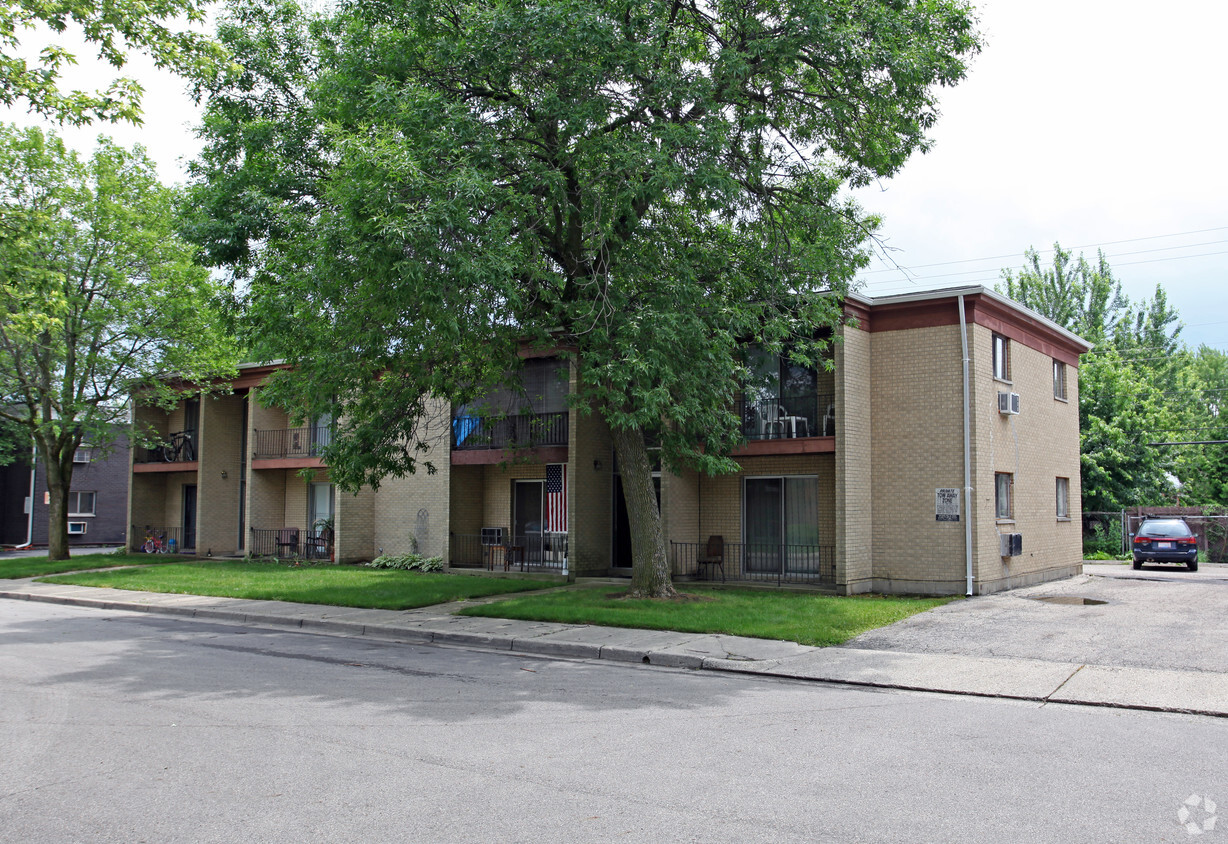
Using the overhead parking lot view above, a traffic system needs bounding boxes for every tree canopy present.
[0,124,237,558]
[0,0,225,124]
[189,0,981,595]
[1000,244,1201,512]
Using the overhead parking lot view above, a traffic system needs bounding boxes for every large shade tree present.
[188,0,981,596]
[0,125,236,559]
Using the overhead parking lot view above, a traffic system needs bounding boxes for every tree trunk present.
[44,451,73,561]
[609,424,676,599]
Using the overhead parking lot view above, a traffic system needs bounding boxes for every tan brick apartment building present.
[127,285,1089,595]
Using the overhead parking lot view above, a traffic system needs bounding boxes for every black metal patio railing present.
[671,541,835,585]
[738,393,834,440]
[130,525,186,554]
[253,426,332,460]
[249,526,333,560]
[133,431,197,463]
[451,411,569,451]
[450,532,568,572]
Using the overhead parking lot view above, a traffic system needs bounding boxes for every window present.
[1053,360,1067,400]
[995,472,1013,520]
[67,521,87,535]
[992,334,1010,381]
[1056,477,1070,519]
[72,447,92,463]
[68,491,96,516]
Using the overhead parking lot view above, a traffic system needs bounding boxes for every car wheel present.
[1132,558,1142,570]
[1189,560,1199,572]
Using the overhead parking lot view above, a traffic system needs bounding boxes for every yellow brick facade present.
[127,289,1087,594]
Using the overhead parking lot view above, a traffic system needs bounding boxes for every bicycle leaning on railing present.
[141,528,171,554]
[156,432,196,462]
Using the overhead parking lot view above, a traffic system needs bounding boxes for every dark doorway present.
[182,484,197,551]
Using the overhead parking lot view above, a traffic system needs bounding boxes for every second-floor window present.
[744,349,823,439]
[1053,360,1067,400]
[993,334,1010,381]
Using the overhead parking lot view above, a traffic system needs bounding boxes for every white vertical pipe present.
[958,295,974,597]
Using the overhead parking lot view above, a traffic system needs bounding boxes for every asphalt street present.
[2,600,1224,843]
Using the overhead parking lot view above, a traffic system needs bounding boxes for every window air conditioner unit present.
[480,527,505,546]
[68,521,88,535]
[997,391,1021,415]
[999,532,1022,557]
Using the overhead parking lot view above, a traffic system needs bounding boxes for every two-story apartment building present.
[127,286,1089,595]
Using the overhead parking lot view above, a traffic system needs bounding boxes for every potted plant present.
[313,515,336,562]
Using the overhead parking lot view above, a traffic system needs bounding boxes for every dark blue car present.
[1132,518,1198,571]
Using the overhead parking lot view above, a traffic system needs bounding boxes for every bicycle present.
[141,529,168,554]
[157,432,197,463]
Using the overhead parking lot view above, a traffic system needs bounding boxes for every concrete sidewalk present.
[2,577,1225,718]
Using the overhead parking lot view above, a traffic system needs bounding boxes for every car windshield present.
[1140,520,1192,538]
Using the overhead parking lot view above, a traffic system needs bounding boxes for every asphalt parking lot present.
[846,562,1228,674]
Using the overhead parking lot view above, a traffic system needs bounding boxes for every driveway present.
[845,563,1228,674]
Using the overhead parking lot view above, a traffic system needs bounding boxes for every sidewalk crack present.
[1044,664,1085,704]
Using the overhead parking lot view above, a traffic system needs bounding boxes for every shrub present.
[367,553,445,573]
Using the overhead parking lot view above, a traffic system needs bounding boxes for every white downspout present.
[958,295,974,596]
[17,443,36,549]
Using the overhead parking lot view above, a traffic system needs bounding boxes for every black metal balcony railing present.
[134,431,197,463]
[739,393,834,440]
[253,426,332,460]
[450,532,568,572]
[671,541,835,585]
[452,411,569,451]
[249,526,333,560]
[130,525,185,554]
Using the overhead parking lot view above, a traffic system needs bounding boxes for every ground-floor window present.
[1056,477,1070,519]
[995,472,1013,520]
[743,476,820,573]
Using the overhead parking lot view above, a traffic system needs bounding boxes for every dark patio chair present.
[275,528,299,558]
[696,535,725,582]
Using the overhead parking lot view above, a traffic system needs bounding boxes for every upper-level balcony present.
[254,426,332,461]
[740,393,835,440]
[452,411,569,451]
[134,430,198,464]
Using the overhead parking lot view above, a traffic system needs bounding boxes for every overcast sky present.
[6,0,1225,348]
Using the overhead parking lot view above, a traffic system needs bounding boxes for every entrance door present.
[513,480,543,564]
[611,474,661,572]
[182,484,197,551]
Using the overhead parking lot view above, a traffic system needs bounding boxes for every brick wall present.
[372,399,453,560]
[835,323,874,592]
[868,323,969,593]
[196,392,244,555]
[971,323,1083,592]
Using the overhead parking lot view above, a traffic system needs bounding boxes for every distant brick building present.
[0,429,130,548]
[128,285,1090,595]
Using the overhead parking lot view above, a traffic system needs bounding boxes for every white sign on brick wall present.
[935,488,960,522]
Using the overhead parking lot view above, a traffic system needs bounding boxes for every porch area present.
[671,540,835,585]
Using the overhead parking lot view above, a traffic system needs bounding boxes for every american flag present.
[546,464,567,533]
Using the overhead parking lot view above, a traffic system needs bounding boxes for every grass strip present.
[39,561,553,610]
[0,552,189,580]
[459,586,954,647]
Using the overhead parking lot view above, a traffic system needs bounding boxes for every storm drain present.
[1030,596,1108,606]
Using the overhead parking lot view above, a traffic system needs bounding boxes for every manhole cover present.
[1030,596,1107,606]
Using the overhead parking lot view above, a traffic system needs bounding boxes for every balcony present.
[452,411,569,451]
[739,393,834,440]
[133,431,197,465]
[254,426,332,460]
[672,541,835,585]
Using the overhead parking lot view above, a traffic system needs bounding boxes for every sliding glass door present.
[743,476,819,573]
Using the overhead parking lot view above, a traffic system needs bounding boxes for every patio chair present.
[696,535,726,582]
[275,527,299,558]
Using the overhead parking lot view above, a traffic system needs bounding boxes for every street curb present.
[3,588,1225,719]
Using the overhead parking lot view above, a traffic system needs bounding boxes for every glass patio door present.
[514,480,544,563]
[744,476,819,572]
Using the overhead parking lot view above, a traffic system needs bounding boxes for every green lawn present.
[39,561,555,610]
[0,552,189,580]
[459,586,955,647]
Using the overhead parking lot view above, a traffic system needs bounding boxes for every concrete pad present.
[646,633,814,669]
[742,647,1082,700]
[1051,664,1228,716]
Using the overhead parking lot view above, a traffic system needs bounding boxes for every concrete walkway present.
[2,577,1225,718]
